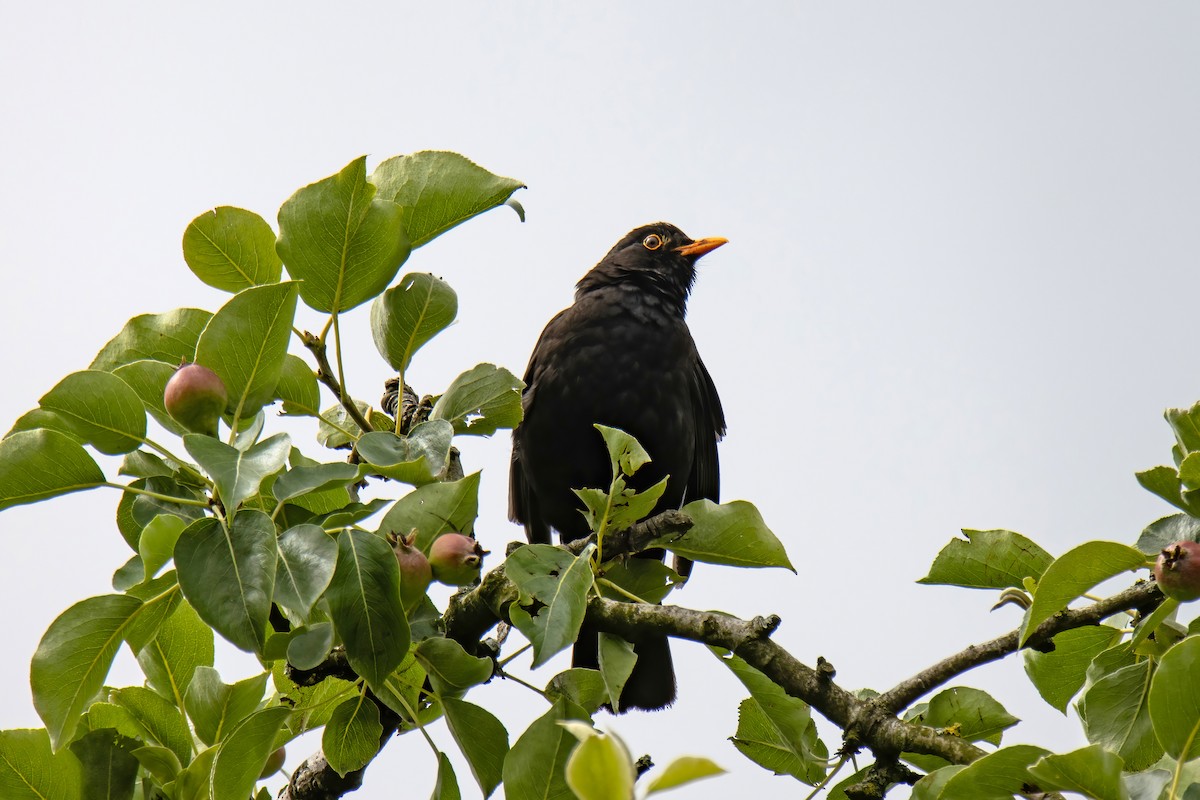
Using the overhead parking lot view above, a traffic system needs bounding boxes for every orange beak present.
[675,237,728,258]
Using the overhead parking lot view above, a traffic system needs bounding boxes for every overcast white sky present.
[2,4,1199,798]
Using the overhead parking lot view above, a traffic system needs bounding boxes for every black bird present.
[509,222,727,711]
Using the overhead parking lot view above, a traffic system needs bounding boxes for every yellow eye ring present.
[642,234,664,250]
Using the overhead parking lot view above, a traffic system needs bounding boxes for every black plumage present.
[509,222,726,711]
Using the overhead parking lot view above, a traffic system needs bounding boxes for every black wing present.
[686,354,725,505]
[508,311,567,545]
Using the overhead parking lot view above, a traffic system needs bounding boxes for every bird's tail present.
[573,626,676,712]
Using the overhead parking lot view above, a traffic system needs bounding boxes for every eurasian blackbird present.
[509,222,727,711]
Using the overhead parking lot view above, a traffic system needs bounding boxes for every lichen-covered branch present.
[876,581,1163,713]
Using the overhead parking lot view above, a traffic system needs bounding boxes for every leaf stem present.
[389,685,440,756]
[103,483,210,507]
[495,666,550,701]
[138,437,210,487]
[595,578,653,605]
[497,642,532,668]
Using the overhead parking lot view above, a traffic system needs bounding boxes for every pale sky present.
[2,4,1199,798]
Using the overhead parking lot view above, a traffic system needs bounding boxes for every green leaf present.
[194,282,300,423]
[1024,625,1123,712]
[1149,635,1200,761]
[130,745,182,785]
[431,751,463,800]
[1020,541,1147,644]
[370,272,457,373]
[711,647,826,783]
[657,499,795,571]
[907,687,1018,748]
[38,370,146,455]
[274,523,337,621]
[414,638,493,696]
[919,529,1054,589]
[730,698,821,783]
[368,651,430,724]
[546,669,608,715]
[1027,744,1126,800]
[0,428,104,511]
[137,513,186,582]
[325,528,410,691]
[317,498,390,530]
[594,424,651,478]
[184,431,289,515]
[90,308,211,372]
[1077,659,1163,771]
[210,707,290,798]
[175,512,277,654]
[287,622,335,669]
[173,744,217,800]
[1136,513,1200,555]
[909,765,965,799]
[502,698,589,800]
[370,151,525,248]
[597,633,637,713]
[936,744,1048,799]
[4,407,81,440]
[109,685,194,765]
[378,472,480,552]
[184,667,269,746]
[645,756,725,796]
[564,728,635,800]
[316,401,369,449]
[69,728,139,800]
[1167,403,1200,456]
[182,206,282,292]
[136,598,214,708]
[430,363,523,436]
[277,156,410,313]
[357,422,454,486]
[0,729,82,799]
[580,477,668,535]
[272,461,362,504]
[275,353,319,416]
[597,559,678,605]
[323,696,382,777]
[271,661,357,738]
[507,545,595,667]
[114,359,190,436]
[443,698,508,798]
[1136,466,1198,515]
[31,594,144,750]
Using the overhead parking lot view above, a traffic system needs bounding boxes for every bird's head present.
[575,222,728,314]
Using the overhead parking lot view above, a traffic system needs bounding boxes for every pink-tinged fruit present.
[429,532,489,586]
[163,363,228,437]
[1154,540,1200,602]
[391,531,433,611]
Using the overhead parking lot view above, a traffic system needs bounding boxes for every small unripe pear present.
[259,746,285,778]
[1154,540,1200,602]
[163,363,227,437]
[390,531,433,611]
[429,532,488,586]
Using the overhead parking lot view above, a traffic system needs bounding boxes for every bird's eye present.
[642,234,664,251]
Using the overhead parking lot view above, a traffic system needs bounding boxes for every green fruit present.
[259,746,285,778]
[163,363,228,437]
[429,532,488,586]
[392,531,433,611]
[1154,540,1200,602]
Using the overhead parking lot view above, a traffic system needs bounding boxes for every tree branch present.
[876,581,1163,713]
[300,329,374,434]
